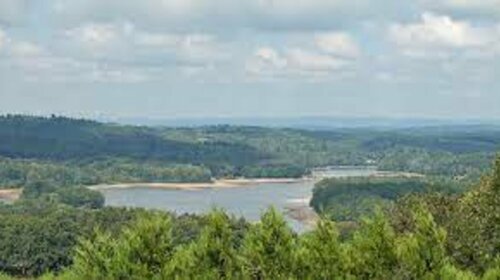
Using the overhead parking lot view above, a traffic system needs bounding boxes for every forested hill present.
[0,115,262,165]
[0,115,499,188]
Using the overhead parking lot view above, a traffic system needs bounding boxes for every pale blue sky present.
[0,0,499,120]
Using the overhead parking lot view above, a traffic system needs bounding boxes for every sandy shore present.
[0,189,22,202]
[88,177,310,191]
[370,171,425,178]
[88,169,422,192]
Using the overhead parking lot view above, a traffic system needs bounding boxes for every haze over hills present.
[99,115,500,130]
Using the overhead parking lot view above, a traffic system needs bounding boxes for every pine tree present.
[161,243,203,280]
[295,219,349,279]
[111,213,174,279]
[438,264,478,280]
[396,207,447,279]
[69,213,174,279]
[449,156,500,271]
[240,207,297,280]
[481,258,500,280]
[346,211,398,279]
[163,209,241,279]
[69,230,116,280]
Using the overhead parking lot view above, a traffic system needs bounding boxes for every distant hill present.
[0,115,263,166]
[0,115,499,180]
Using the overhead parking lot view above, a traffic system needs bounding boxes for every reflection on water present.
[101,167,380,231]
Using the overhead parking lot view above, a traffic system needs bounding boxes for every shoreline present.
[88,177,311,191]
[88,169,423,192]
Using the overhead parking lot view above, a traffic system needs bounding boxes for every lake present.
[100,167,381,231]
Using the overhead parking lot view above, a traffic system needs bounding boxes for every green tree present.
[21,179,57,199]
[438,264,478,280]
[55,187,104,209]
[164,210,241,279]
[295,219,348,279]
[396,207,448,279]
[241,208,296,280]
[447,157,500,272]
[346,211,398,279]
[70,213,174,279]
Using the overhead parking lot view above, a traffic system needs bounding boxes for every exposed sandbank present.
[88,169,423,192]
[88,178,311,191]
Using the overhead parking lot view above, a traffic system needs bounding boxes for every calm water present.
[101,167,380,231]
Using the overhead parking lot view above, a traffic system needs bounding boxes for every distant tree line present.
[0,157,213,189]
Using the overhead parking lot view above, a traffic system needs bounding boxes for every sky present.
[0,0,499,120]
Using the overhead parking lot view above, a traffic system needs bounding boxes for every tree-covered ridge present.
[0,115,499,189]
[136,123,500,178]
[0,115,264,165]
[309,176,466,222]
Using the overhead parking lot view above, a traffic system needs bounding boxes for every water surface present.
[101,167,380,231]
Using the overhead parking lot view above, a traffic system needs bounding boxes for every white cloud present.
[63,22,227,63]
[246,47,285,76]
[315,32,360,58]
[254,47,287,69]
[65,23,132,50]
[0,21,230,84]
[9,41,44,56]
[246,46,350,80]
[390,13,491,48]
[286,48,348,72]
[4,50,160,84]
[246,31,358,80]
[87,65,152,83]
[134,32,228,65]
[0,27,160,84]
[388,12,500,58]
[0,29,45,57]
